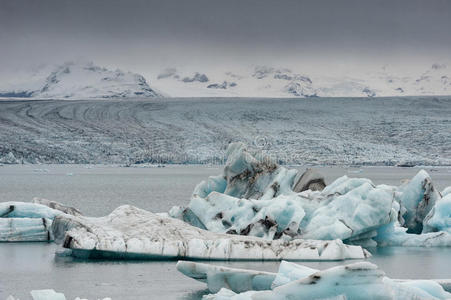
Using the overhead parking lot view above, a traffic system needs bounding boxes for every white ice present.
[176,261,276,293]
[0,200,82,242]
[172,142,451,247]
[6,289,111,300]
[51,205,368,261]
[196,261,451,300]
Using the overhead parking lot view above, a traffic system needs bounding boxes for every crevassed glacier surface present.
[0,97,450,165]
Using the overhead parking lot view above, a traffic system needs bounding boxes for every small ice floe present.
[177,261,451,299]
[0,200,82,242]
[6,289,111,300]
[170,142,451,247]
[51,205,368,261]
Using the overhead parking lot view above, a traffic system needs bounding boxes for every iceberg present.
[51,205,369,260]
[0,201,66,242]
[171,142,451,247]
[1,201,63,219]
[190,261,451,300]
[176,261,276,293]
[0,200,83,242]
[423,193,451,234]
[0,217,53,242]
[396,170,440,233]
[30,289,66,300]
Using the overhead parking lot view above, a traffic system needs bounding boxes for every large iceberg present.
[179,261,451,300]
[51,205,368,260]
[171,142,451,247]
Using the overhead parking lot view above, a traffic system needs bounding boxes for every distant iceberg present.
[176,260,451,299]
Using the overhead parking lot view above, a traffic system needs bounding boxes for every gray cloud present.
[1,0,450,77]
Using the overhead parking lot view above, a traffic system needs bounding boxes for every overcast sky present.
[1,0,450,78]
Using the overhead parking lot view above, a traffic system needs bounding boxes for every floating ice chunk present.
[187,171,395,242]
[302,180,394,240]
[7,290,111,300]
[32,197,83,216]
[176,261,276,293]
[397,170,440,233]
[385,278,451,299]
[0,202,62,219]
[271,261,318,288]
[423,193,451,234]
[374,221,451,247]
[0,217,53,242]
[189,192,305,239]
[0,201,65,242]
[193,175,227,199]
[212,142,298,200]
[30,289,66,300]
[52,205,368,260]
[202,262,451,300]
[321,175,372,195]
[204,262,391,299]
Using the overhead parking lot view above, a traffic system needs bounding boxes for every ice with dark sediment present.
[0,200,81,242]
[178,260,451,300]
[170,142,451,247]
[1,142,450,249]
[50,205,368,260]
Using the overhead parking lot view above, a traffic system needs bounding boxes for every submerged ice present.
[171,142,451,247]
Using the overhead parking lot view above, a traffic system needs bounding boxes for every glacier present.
[50,205,368,260]
[0,97,450,165]
[181,261,451,300]
[171,142,451,247]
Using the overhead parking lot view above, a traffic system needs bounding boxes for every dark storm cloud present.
[1,0,450,73]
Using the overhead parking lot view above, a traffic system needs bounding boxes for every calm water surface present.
[0,165,450,299]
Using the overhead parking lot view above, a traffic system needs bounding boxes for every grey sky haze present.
[1,0,450,78]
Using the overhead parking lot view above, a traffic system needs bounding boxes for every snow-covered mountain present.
[0,61,161,99]
[151,64,451,98]
[1,61,450,98]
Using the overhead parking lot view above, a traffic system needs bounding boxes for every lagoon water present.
[1,165,451,299]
